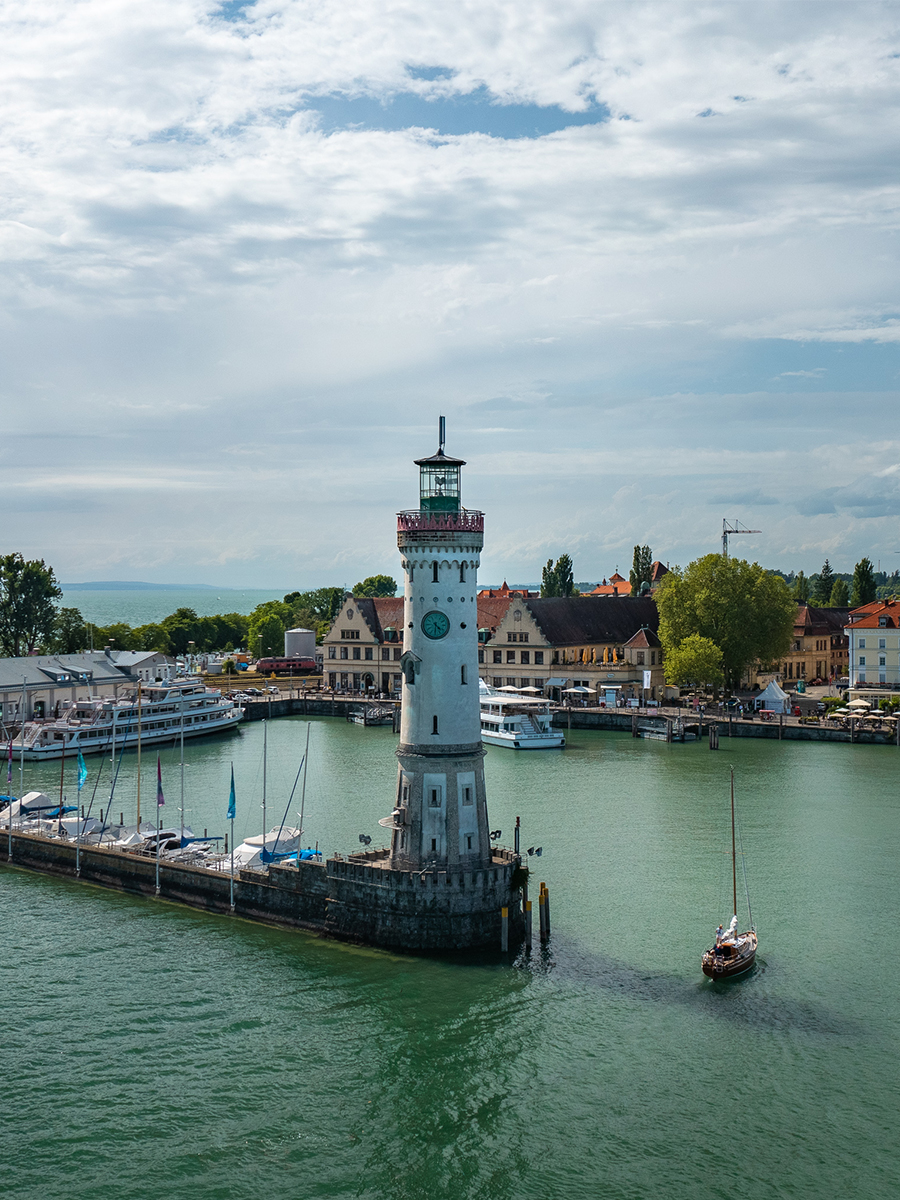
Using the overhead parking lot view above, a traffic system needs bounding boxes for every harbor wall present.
[0,831,523,952]
[549,709,899,744]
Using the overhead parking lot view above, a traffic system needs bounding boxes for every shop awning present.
[545,678,567,687]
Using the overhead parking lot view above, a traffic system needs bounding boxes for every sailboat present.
[701,768,758,980]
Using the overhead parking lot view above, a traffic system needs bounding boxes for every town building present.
[777,605,850,684]
[0,649,173,727]
[477,581,538,599]
[478,595,670,701]
[845,599,900,692]
[322,594,510,693]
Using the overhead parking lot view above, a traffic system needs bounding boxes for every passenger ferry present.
[479,683,565,750]
[11,680,244,761]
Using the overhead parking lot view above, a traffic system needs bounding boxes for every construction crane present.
[722,519,761,557]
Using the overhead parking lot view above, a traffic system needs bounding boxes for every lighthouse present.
[390,417,491,871]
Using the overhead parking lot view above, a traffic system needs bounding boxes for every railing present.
[397,509,484,533]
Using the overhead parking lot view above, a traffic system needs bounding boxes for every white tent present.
[754,680,791,713]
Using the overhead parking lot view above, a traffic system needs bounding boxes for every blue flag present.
[77,752,87,792]
[226,764,236,820]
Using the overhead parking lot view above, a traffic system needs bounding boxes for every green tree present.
[48,606,88,653]
[98,622,137,651]
[629,545,653,595]
[792,570,810,602]
[851,557,877,607]
[0,553,63,656]
[160,607,203,655]
[829,578,850,606]
[131,623,172,654]
[352,575,397,597]
[813,559,835,604]
[542,555,574,597]
[249,612,286,661]
[655,554,795,690]
[663,634,725,691]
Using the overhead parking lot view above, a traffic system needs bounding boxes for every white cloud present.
[0,2,899,583]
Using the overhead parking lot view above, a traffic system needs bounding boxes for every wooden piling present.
[525,899,532,952]
[501,906,509,952]
[543,885,551,941]
[538,886,546,941]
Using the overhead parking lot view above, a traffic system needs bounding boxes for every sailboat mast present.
[262,719,267,841]
[731,768,737,918]
[136,681,142,830]
[298,723,311,848]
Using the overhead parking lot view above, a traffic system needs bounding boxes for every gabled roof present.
[523,597,659,646]
[650,561,669,583]
[624,627,661,649]
[794,605,851,635]
[356,597,405,641]
[0,652,137,692]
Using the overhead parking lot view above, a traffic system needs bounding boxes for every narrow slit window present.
[460,664,467,685]
[432,715,439,735]
[460,563,466,582]
[431,838,437,852]
[463,787,472,805]
[432,562,439,582]
[466,835,472,850]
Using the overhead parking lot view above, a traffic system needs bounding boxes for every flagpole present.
[7,738,13,861]
[298,723,311,858]
[76,752,86,877]
[155,753,163,896]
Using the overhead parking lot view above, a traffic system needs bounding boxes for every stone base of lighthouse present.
[322,846,525,952]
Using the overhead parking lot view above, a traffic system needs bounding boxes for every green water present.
[3,721,899,1199]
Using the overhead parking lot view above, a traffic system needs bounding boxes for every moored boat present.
[479,684,565,749]
[10,680,243,761]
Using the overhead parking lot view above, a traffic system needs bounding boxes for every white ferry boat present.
[479,684,565,750]
[11,680,244,761]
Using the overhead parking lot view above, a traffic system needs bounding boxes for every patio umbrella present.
[497,685,521,692]
[848,699,871,709]
[564,686,591,693]
[519,686,543,693]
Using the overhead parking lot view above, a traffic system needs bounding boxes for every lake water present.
[60,588,289,627]
[3,721,898,1199]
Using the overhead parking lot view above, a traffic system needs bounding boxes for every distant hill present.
[61,581,225,591]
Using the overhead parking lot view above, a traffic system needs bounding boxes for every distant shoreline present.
[61,581,274,592]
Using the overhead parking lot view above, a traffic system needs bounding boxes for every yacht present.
[479,683,565,750]
[11,680,244,761]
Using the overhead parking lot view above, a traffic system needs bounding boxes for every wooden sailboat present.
[701,768,758,980]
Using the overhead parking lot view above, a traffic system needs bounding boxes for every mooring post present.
[631,712,637,738]
[501,905,509,952]
[525,899,532,952]
[542,885,551,941]
[779,712,783,740]
[538,885,546,941]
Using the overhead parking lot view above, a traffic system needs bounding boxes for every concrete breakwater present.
[0,830,524,953]
[239,695,899,745]
[552,708,900,744]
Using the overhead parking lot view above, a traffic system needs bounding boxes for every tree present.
[813,559,835,604]
[851,557,877,607]
[284,588,344,642]
[629,545,653,596]
[48,607,88,653]
[0,554,63,656]
[249,612,286,661]
[541,555,574,597]
[829,578,850,606]
[655,554,795,690]
[792,570,810,602]
[663,634,725,691]
[352,575,397,597]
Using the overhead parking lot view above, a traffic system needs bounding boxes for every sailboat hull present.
[701,932,758,980]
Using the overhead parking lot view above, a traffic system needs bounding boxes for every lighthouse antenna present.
[439,415,446,452]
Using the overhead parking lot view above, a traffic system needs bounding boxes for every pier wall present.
[0,832,523,952]
[549,709,899,744]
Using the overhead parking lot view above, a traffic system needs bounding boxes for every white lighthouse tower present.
[389,418,491,872]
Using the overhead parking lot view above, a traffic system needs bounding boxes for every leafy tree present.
[131,623,172,654]
[792,570,810,602]
[829,578,850,606]
[663,634,725,691]
[48,607,88,653]
[655,554,795,690]
[541,555,575,597]
[629,545,653,595]
[813,559,835,604]
[285,588,343,623]
[0,553,63,656]
[352,575,397,597]
[249,612,286,660]
[97,622,137,651]
[851,557,877,607]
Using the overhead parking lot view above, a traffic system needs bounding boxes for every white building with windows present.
[845,599,900,692]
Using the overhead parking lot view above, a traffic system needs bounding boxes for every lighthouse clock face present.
[421,610,451,640]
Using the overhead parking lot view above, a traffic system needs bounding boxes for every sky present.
[2,0,899,589]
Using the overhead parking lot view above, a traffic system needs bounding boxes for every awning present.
[545,678,567,687]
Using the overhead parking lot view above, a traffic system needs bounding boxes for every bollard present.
[543,886,551,941]
[525,900,533,952]
[538,886,547,941]
[501,906,509,952]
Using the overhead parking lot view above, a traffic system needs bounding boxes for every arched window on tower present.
[432,562,439,582]
[460,563,466,583]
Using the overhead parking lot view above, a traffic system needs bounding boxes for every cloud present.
[1,2,900,582]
